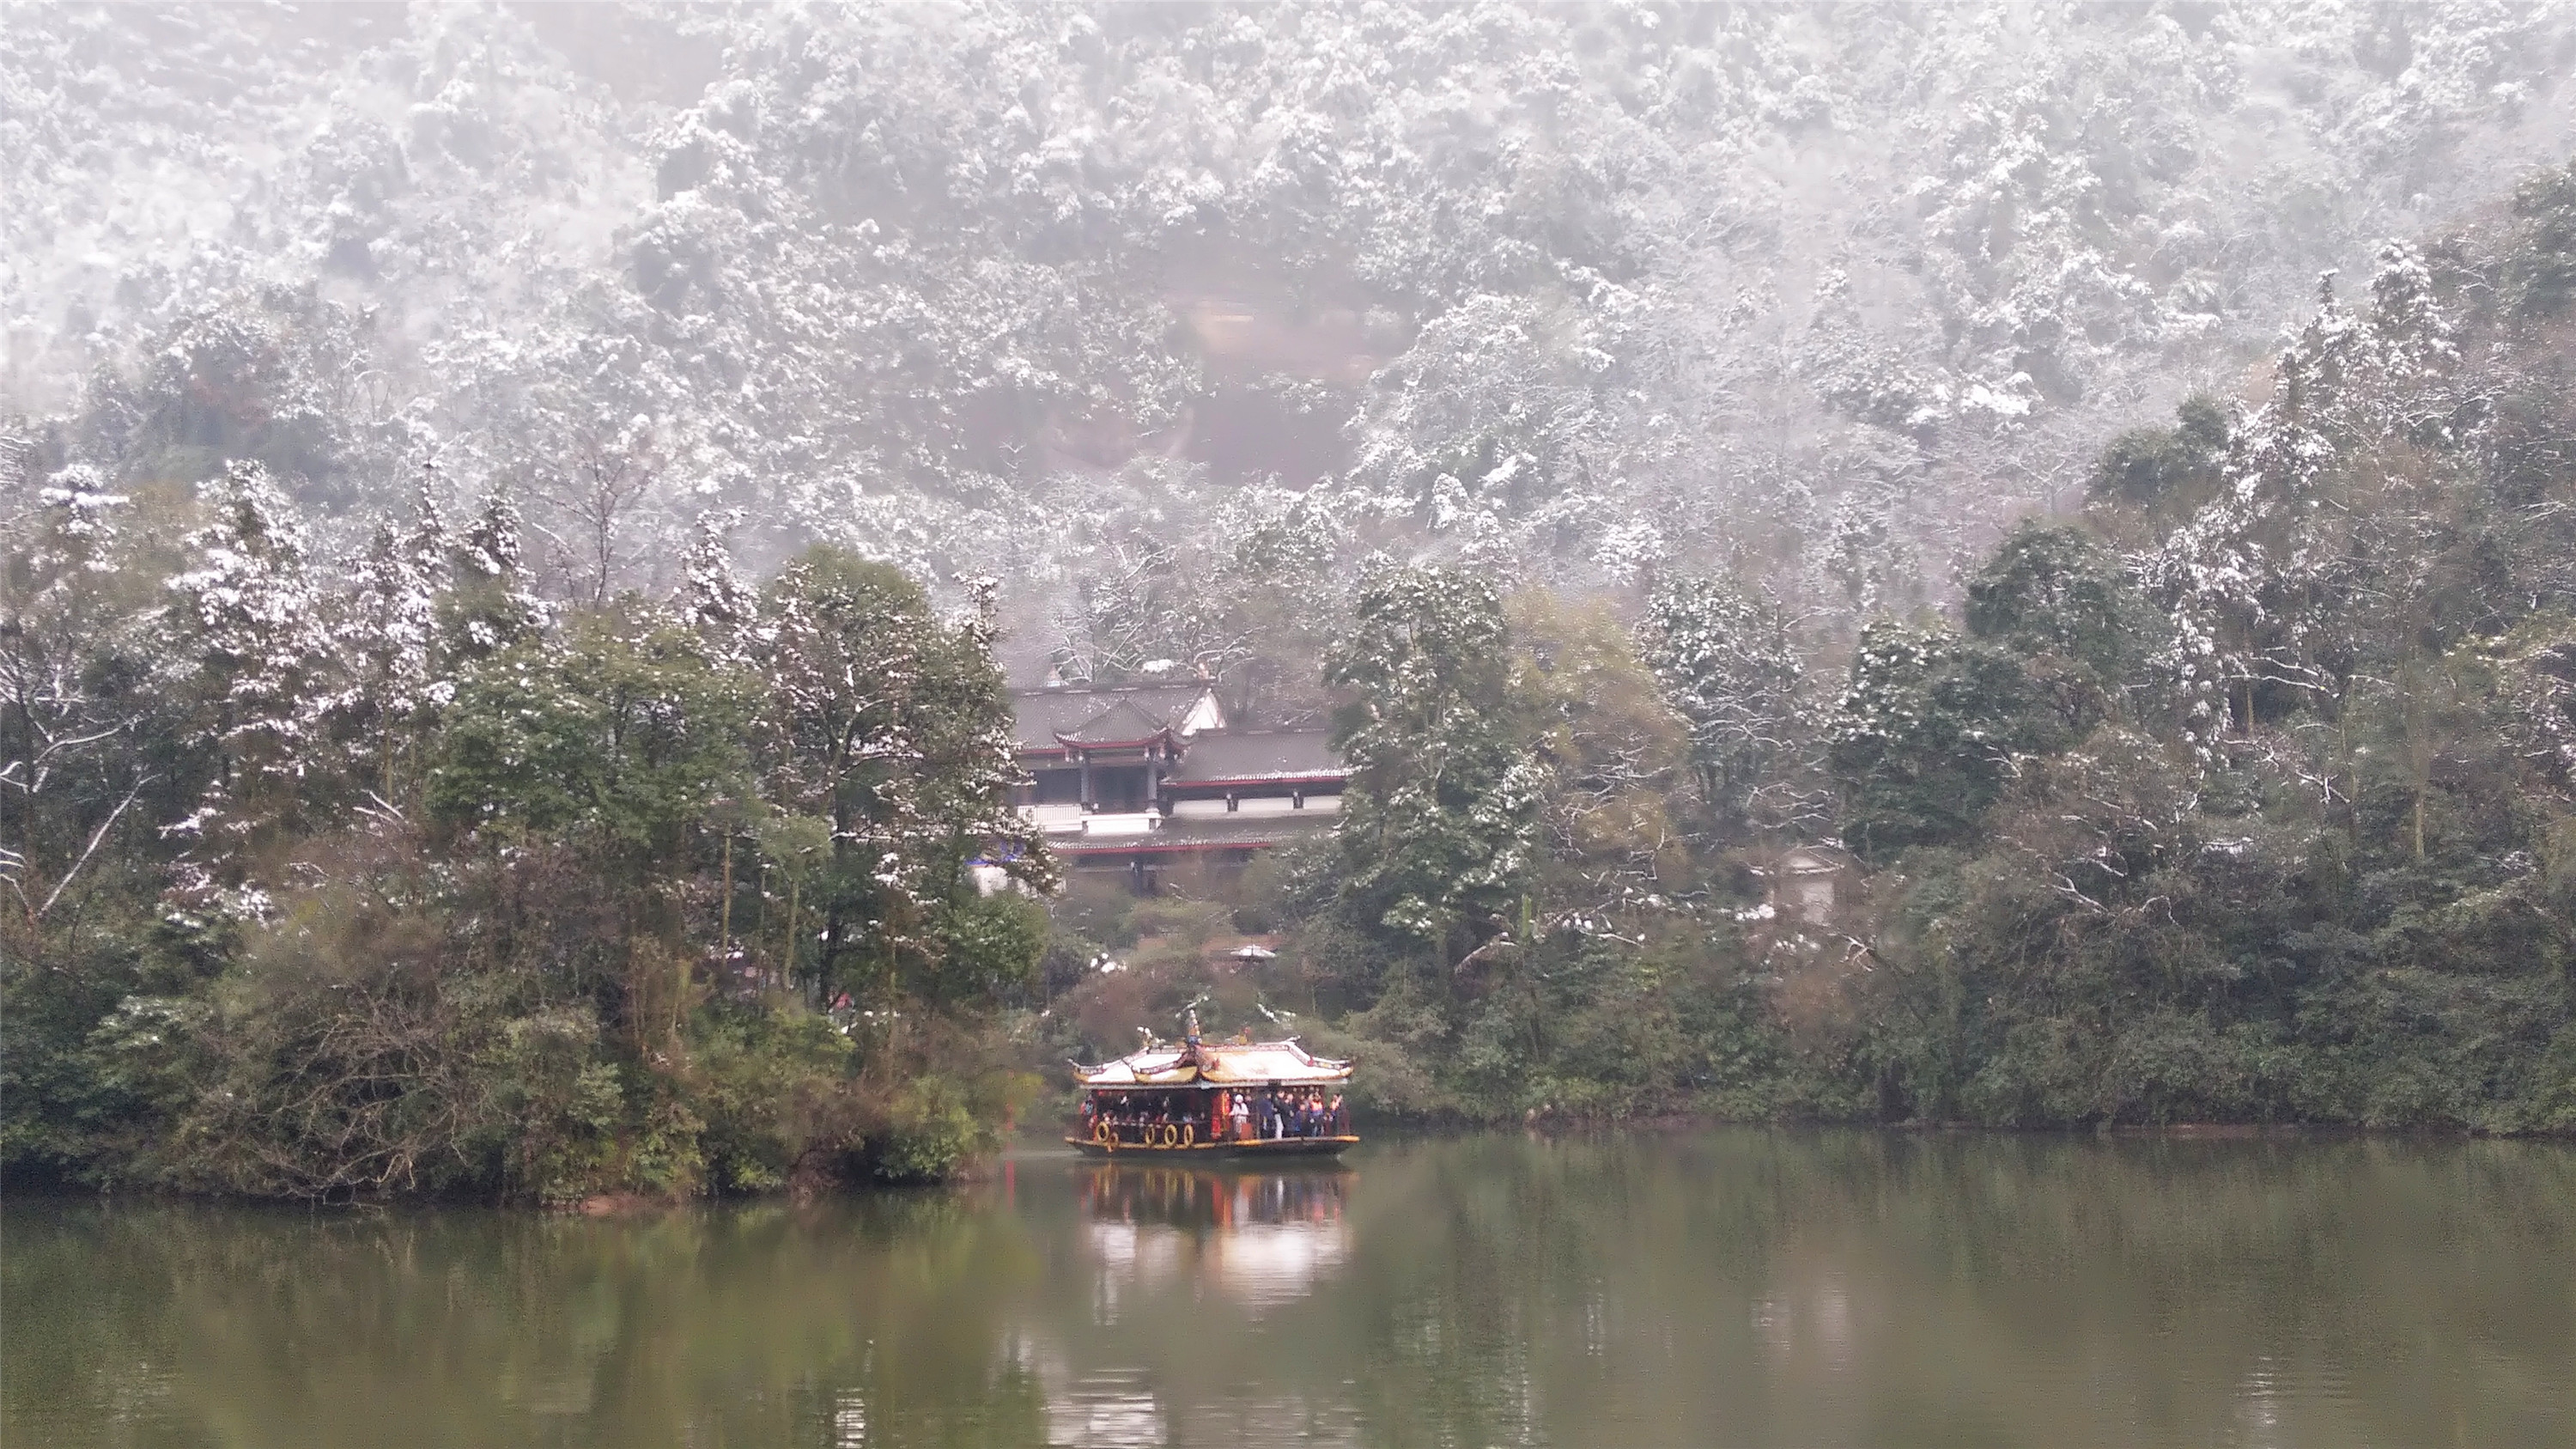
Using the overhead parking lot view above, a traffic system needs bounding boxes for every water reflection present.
[5,1133,2573,1448]
[1080,1164,1352,1315]
[1037,1364,1163,1449]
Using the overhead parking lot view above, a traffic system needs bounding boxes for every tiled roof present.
[1073,1039,1352,1087]
[1167,730,1346,784]
[1012,685,1215,751]
[1056,697,1172,746]
[1070,1047,1196,1087]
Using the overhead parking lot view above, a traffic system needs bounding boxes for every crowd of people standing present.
[1222,1087,1346,1142]
[1079,1087,1349,1145]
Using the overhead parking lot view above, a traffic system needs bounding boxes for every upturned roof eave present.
[1052,730,1174,750]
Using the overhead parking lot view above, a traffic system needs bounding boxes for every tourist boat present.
[1068,1011,1357,1158]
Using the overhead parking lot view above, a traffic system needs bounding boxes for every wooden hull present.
[1065,1135,1358,1160]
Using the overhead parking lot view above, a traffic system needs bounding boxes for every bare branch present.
[36,773,152,921]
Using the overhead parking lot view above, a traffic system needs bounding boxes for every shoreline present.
[10,1119,2567,1212]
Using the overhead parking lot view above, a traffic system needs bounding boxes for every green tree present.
[428,602,752,871]
[1326,563,1545,965]
[2086,395,2227,515]
[754,548,1050,1006]
[2507,157,2576,320]
[438,488,542,666]
[1511,590,1694,908]
[427,597,755,1051]
[1829,621,2058,862]
[1962,521,2148,733]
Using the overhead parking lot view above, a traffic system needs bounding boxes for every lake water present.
[4,1131,2571,1447]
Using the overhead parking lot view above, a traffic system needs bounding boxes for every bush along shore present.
[9,167,2576,1203]
[5,532,1061,1202]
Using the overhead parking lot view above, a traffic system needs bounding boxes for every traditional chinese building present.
[1011,681,1346,887]
[1754,844,1850,921]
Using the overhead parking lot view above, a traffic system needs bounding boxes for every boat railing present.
[1085,1121,1206,1148]
[1081,1109,1352,1147]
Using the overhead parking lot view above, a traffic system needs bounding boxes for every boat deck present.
[1066,1135,1358,1159]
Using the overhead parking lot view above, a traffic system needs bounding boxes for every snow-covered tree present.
[331,472,454,804]
[1828,620,2058,862]
[1961,522,2148,734]
[676,508,759,663]
[0,463,161,923]
[165,460,333,858]
[2144,240,2474,756]
[1326,562,1545,961]
[444,488,543,664]
[1645,575,1814,839]
[16,4,2574,634]
[753,548,1052,1001]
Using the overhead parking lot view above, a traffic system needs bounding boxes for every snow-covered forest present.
[11,4,2575,629]
[6,3,2576,1200]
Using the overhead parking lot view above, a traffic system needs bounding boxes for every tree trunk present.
[783,877,799,991]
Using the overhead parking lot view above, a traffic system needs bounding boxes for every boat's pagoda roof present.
[1073,1038,1351,1088]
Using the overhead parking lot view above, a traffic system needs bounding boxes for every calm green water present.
[4,1132,2571,1448]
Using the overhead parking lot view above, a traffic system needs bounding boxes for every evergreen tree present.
[335,475,452,805]
[676,508,759,661]
[1962,522,2148,734]
[0,466,165,925]
[442,487,542,664]
[754,547,1051,1004]
[1326,562,1545,962]
[1643,575,1811,837]
[2086,395,2227,516]
[428,602,750,867]
[1828,620,2058,862]
[165,460,332,861]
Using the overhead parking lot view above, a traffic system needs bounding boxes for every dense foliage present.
[1044,167,2576,1135]
[9,3,2574,655]
[7,9,2576,1200]
[3,475,1055,1199]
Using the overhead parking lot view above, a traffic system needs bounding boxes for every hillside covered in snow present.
[9,3,2573,640]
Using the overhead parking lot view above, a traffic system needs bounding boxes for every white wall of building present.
[1023,803,1085,833]
[1169,794,1340,819]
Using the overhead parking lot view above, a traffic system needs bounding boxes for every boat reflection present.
[1078,1164,1354,1315]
